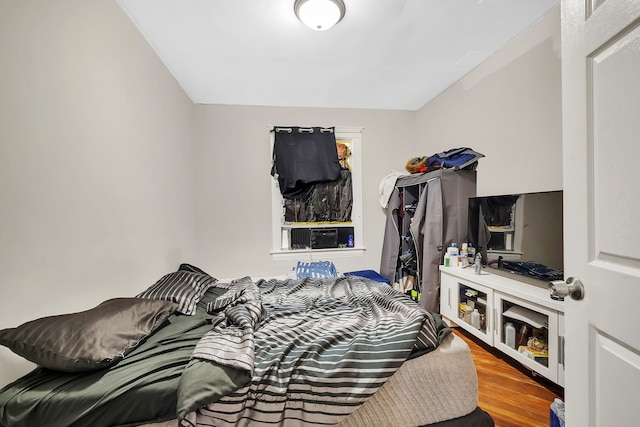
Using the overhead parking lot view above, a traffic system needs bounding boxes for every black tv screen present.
[467,190,564,282]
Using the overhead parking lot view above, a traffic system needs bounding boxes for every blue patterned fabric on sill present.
[295,261,338,279]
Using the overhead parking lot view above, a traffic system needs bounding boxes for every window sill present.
[270,246,365,261]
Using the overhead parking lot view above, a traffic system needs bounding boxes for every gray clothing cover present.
[380,169,477,312]
[409,177,443,312]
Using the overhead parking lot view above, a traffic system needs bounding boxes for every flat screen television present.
[467,190,564,285]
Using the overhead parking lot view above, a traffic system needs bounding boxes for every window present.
[270,126,364,260]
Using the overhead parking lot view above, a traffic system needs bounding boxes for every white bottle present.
[443,252,450,267]
[505,322,516,349]
[470,309,481,329]
[460,243,468,268]
[448,243,459,267]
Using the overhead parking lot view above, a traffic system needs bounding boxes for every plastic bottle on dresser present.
[505,322,516,349]
[444,251,450,267]
[447,243,459,267]
[460,243,469,267]
[474,252,482,275]
[468,244,475,262]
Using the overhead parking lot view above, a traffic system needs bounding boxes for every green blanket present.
[0,287,249,427]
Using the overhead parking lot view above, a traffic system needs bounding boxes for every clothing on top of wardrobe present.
[378,170,410,208]
[425,147,484,172]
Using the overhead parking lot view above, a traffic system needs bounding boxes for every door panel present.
[593,331,640,426]
[590,23,640,267]
[562,0,640,425]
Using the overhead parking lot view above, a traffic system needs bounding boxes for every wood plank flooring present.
[453,328,565,427]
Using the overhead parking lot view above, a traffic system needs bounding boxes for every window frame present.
[270,126,364,260]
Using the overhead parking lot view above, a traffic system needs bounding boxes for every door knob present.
[548,277,584,301]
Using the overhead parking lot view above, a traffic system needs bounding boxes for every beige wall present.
[415,6,562,197]
[191,105,415,278]
[0,0,196,384]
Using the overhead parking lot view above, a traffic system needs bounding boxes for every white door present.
[561,0,640,425]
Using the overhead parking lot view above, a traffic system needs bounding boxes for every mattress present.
[140,332,481,427]
[0,272,490,427]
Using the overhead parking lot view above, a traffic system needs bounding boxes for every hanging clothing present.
[271,126,341,200]
[380,186,402,285]
[284,169,353,222]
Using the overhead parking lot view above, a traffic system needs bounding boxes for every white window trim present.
[270,126,365,260]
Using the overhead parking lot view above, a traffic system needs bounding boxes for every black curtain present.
[271,126,341,200]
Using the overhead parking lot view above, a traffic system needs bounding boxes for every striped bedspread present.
[180,275,443,427]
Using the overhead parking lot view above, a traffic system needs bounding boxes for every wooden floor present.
[453,328,565,427]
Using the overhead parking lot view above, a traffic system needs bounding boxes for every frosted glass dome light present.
[294,0,346,31]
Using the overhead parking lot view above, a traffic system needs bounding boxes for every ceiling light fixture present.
[294,0,346,31]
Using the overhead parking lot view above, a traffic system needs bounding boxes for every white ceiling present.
[117,0,559,111]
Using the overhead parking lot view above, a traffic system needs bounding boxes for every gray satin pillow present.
[136,270,217,315]
[0,298,178,372]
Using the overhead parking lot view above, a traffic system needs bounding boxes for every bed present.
[0,265,494,427]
